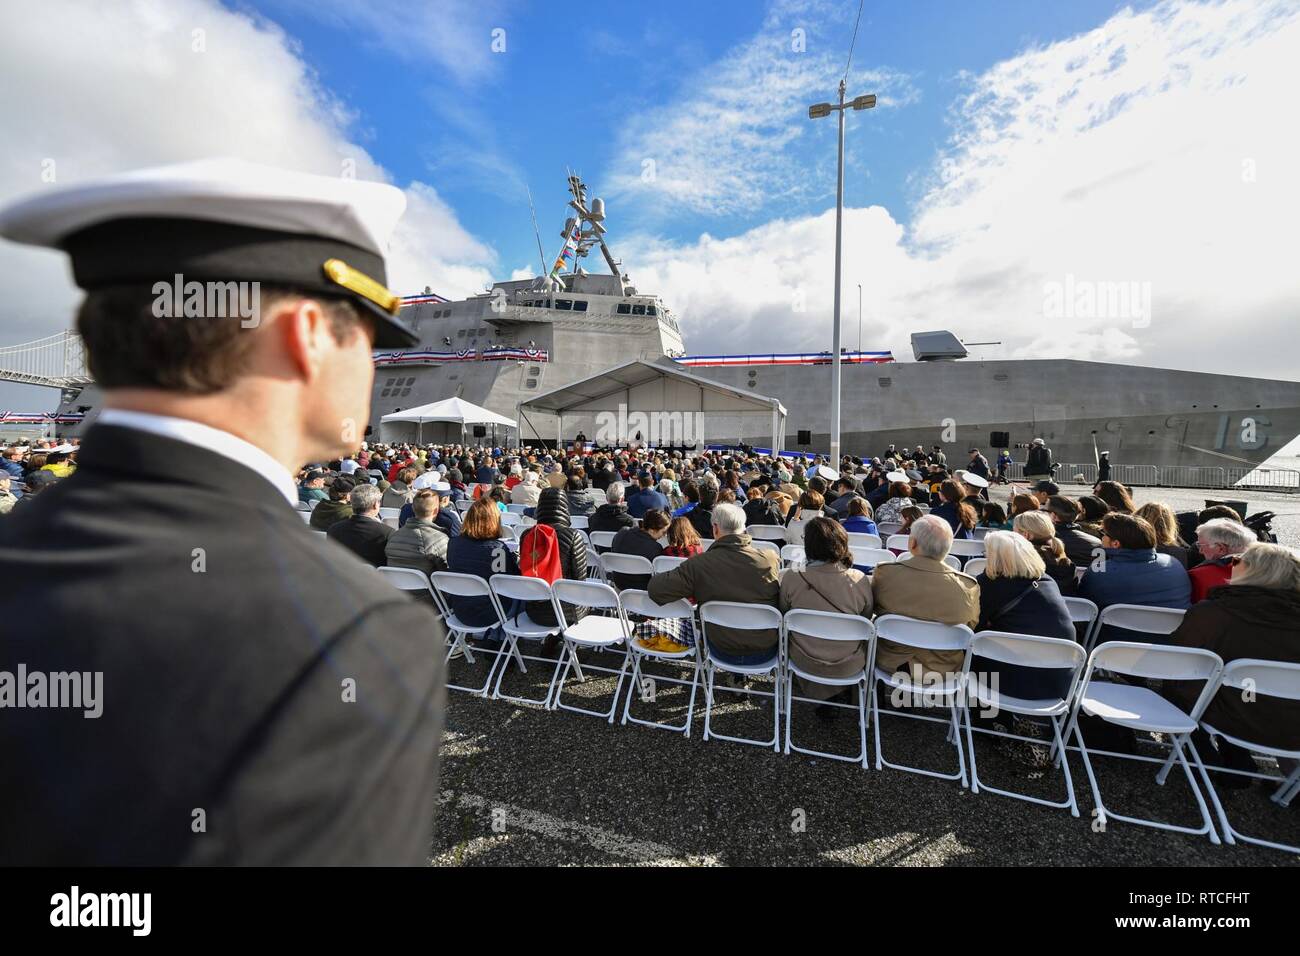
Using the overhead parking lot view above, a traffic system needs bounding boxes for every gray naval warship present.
[52,174,1300,467]
[369,174,1300,468]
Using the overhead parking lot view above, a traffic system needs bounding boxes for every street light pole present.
[809,86,875,469]
[857,282,862,356]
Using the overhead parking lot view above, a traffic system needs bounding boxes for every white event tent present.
[380,396,517,445]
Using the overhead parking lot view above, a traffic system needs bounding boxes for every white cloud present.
[621,0,1300,384]
[0,0,497,407]
[604,2,917,218]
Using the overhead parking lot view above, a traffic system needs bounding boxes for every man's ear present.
[275,297,332,382]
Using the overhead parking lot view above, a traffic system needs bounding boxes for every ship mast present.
[542,173,625,294]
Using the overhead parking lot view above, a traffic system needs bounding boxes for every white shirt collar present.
[96,409,298,506]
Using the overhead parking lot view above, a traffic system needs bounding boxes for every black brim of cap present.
[356,296,418,348]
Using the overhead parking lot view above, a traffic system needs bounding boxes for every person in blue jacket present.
[1079,512,1191,643]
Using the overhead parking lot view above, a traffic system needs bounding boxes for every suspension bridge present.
[0,330,92,389]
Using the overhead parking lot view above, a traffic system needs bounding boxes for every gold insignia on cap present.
[322,258,400,315]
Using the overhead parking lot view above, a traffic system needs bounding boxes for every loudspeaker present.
[364,425,373,437]
[797,429,812,445]
[990,430,1010,448]
[472,425,487,438]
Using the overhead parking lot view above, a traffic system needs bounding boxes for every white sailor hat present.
[430,481,452,494]
[814,464,839,482]
[962,471,989,489]
[0,158,417,348]
[885,470,909,483]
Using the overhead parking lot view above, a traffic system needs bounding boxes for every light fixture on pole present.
[808,83,875,467]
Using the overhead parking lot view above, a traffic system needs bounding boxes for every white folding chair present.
[1195,659,1300,855]
[429,571,509,696]
[698,601,784,751]
[877,522,903,538]
[599,552,654,590]
[456,499,474,513]
[487,574,565,708]
[619,589,701,736]
[846,532,883,549]
[972,526,992,540]
[785,519,813,545]
[506,503,529,514]
[850,547,895,570]
[307,498,319,510]
[963,557,987,578]
[499,512,521,528]
[569,514,589,530]
[886,534,911,552]
[698,538,714,551]
[749,525,788,542]
[782,610,873,766]
[1087,603,1186,653]
[780,544,806,569]
[309,529,328,539]
[751,539,782,560]
[379,507,402,521]
[549,579,632,722]
[960,631,1087,814]
[870,614,974,785]
[588,530,617,552]
[298,510,313,524]
[382,516,400,530]
[949,539,985,560]
[1064,642,1224,843]
[652,555,688,574]
[1062,596,1099,647]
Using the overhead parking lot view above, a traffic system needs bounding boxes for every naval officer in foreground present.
[0,159,446,865]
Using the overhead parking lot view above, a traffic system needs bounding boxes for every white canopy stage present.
[380,396,517,445]
[516,359,787,453]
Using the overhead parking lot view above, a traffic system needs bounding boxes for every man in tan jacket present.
[648,502,780,659]
[871,515,979,677]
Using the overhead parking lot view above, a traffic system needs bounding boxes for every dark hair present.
[1094,480,1135,514]
[76,284,362,393]
[462,498,502,540]
[1102,512,1156,550]
[1045,495,1082,522]
[888,481,912,499]
[980,501,1007,525]
[1079,495,1111,523]
[681,478,700,503]
[698,483,718,510]
[641,508,669,533]
[802,516,852,568]
[1010,493,1039,517]
[1198,504,1243,524]
[939,479,977,529]
[847,496,871,517]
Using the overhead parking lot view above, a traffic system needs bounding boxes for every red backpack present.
[519,523,563,583]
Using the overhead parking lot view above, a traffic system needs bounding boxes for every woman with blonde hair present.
[662,515,703,558]
[1136,501,1190,567]
[971,531,1076,699]
[1165,543,1300,783]
[1013,510,1078,596]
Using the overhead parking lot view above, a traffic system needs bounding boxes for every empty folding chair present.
[698,601,785,751]
[781,544,806,569]
[1089,603,1186,652]
[429,571,510,696]
[599,552,654,591]
[619,589,701,735]
[963,557,987,578]
[1064,642,1224,843]
[588,530,617,552]
[749,525,788,542]
[549,579,632,722]
[377,565,439,603]
[782,610,874,766]
[652,555,688,574]
[1062,596,1099,646]
[506,503,529,514]
[487,574,565,708]
[846,532,883,549]
[960,631,1087,814]
[870,614,974,785]
[886,533,910,553]
[850,547,895,571]
[569,514,589,530]
[949,539,985,567]
[499,512,521,528]
[1194,659,1300,855]
[298,510,313,524]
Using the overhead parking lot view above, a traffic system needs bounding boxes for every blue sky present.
[2,0,1298,433]
[259,0,1158,289]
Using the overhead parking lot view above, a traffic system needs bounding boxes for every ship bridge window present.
[555,299,572,310]
[647,305,657,316]
[616,303,631,315]
[631,304,646,315]
[572,300,588,312]
[385,377,396,387]
[878,377,892,387]
[405,377,415,386]
[457,328,467,337]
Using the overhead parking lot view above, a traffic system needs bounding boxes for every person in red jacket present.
[1188,517,1256,602]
